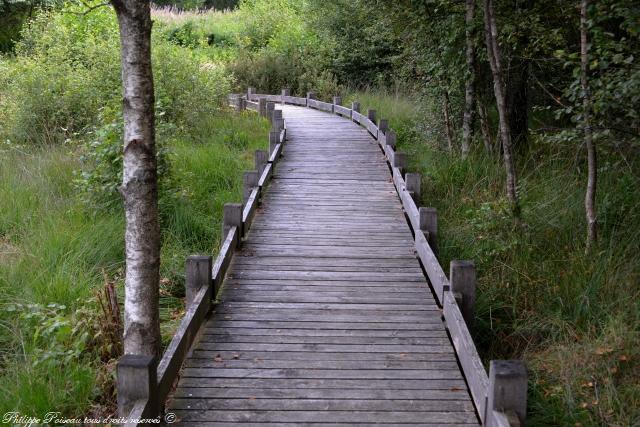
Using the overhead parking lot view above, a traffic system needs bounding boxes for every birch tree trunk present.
[111,0,161,356]
[581,0,597,250]
[462,0,476,157]
[483,0,519,213]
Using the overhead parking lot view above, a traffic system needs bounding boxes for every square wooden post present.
[258,98,267,117]
[281,88,290,104]
[117,354,158,418]
[419,207,438,256]
[405,172,421,202]
[487,360,528,426]
[449,260,476,327]
[222,203,242,247]
[185,255,212,309]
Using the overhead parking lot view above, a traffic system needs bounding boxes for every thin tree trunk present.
[111,0,161,356]
[483,0,519,213]
[443,91,455,153]
[462,0,476,157]
[477,101,493,154]
[581,0,597,250]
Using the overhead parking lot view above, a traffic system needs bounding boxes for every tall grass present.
[0,110,270,416]
[350,91,640,426]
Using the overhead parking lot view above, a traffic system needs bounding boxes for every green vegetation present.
[1,0,638,424]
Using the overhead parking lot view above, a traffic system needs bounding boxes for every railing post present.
[386,129,397,148]
[269,130,280,156]
[255,150,268,176]
[449,260,476,327]
[333,96,342,106]
[266,101,274,121]
[405,172,421,202]
[243,171,259,205]
[273,118,284,134]
[222,203,242,247]
[393,152,407,171]
[117,354,158,418]
[259,98,267,117]
[247,87,255,99]
[185,255,212,309]
[419,207,438,256]
[367,109,377,123]
[272,109,283,126]
[281,88,290,104]
[378,118,389,135]
[351,101,360,113]
[306,91,316,107]
[487,360,528,427]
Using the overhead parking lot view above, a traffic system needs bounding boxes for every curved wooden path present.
[166,105,480,425]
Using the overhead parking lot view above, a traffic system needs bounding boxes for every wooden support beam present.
[419,207,438,256]
[487,360,527,427]
[117,354,158,418]
[449,260,476,327]
[222,203,242,248]
[405,172,421,202]
[255,150,268,177]
[243,170,259,205]
[185,255,212,309]
[259,98,267,117]
[333,96,342,106]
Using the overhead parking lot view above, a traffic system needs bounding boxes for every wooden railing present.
[229,88,528,426]
[116,101,286,426]
[117,88,527,426]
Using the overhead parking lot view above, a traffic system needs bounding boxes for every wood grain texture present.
[167,105,480,425]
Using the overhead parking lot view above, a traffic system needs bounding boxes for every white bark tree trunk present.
[111,0,161,356]
[462,0,476,157]
[581,0,597,250]
[483,0,520,213]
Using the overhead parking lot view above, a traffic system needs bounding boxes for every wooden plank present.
[169,398,474,412]
[241,187,259,233]
[189,349,466,364]
[415,231,448,305]
[184,358,459,370]
[169,409,477,423]
[156,280,211,401]
[333,104,352,118]
[174,378,468,392]
[282,95,307,106]
[443,290,489,421]
[212,226,239,297]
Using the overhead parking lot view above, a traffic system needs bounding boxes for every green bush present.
[0,3,232,146]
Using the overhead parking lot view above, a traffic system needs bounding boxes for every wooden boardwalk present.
[167,105,480,425]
